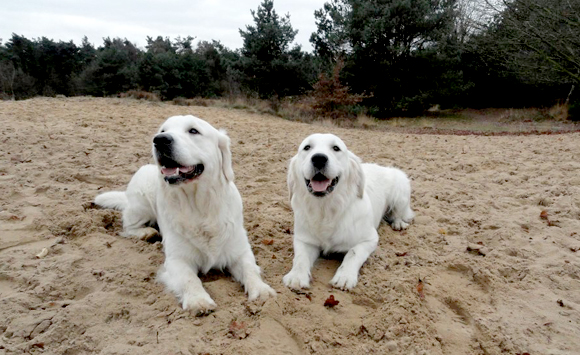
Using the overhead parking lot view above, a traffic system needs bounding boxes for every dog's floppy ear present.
[218,129,234,183]
[287,155,298,204]
[348,151,365,199]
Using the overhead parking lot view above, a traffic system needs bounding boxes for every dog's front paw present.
[182,293,217,316]
[391,219,409,231]
[247,282,276,301]
[283,269,311,289]
[330,270,358,290]
[122,227,159,241]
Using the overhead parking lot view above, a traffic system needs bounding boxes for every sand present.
[0,97,579,355]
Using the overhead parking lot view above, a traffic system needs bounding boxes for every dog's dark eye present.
[161,130,165,133]
[333,146,341,152]
[189,128,199,135]
[304,145,311,151]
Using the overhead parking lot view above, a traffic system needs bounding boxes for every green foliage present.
[569,100,580,121]
[0,34,91,99]
[138,39,227,100]
[0,0,578,115]
[239,0,315,98]
[78,38,140,96]
[311,0,460,116]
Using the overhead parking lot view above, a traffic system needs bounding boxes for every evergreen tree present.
[79,38,140,96]
[239,0,313,98]
[311,0,459,115]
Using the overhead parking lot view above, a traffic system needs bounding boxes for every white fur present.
[284,133,414,290]
[95,115,275,315]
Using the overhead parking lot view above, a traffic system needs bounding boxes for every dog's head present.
[152,115,234,186]
[288,133,364,200]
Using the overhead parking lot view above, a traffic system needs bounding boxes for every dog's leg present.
[330,233,378,290]
[389,203,414,231]
[121,200,159,241]
[388,173,415,231]
[229,250,276,301]
[121,226,159,241]
[158,257,216,316]
[283,239,320,289]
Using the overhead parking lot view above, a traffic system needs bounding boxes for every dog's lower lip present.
[305,176,340,196]
[162,164,204,184]
[161,166,195,176]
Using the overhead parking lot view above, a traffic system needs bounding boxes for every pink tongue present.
[179,166,194,173]
[161,166,195,176]
[161,167,178,176]
[311,179,331,192]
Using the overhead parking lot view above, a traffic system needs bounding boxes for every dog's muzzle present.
[305,173,339,197]
[161,163,204,185]
[153,133,204,185]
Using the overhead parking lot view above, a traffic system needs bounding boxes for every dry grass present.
[119,90,160,102]
[548,102,569,121]
[120,92,579,134]
[378,105,579,134]
[172,97,213,107]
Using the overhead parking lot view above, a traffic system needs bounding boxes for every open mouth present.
[305,173,339,197]
[160,164,204,185]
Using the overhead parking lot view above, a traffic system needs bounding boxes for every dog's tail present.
[94,191,128,211]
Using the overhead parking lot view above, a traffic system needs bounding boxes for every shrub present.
[172,97,210,107]
[569,101,580,121]
[119,90,160,101]
[310,59,365,119]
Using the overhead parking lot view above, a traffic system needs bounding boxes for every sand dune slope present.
[1,97,579,354]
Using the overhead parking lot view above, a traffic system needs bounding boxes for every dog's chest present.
[302,209,343,242]
[162,207,228,252]
[180,218,224,245]
[299,203,368,252]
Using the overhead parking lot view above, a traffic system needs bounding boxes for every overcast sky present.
[1,0,328,51]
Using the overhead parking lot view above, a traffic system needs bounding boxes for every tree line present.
[0,0,578,118]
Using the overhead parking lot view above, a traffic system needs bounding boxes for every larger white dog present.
[95,115,275,315]
[283,133,414,290]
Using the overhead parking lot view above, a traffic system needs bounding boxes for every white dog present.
[94,115,275,315]
[283,133,414,290]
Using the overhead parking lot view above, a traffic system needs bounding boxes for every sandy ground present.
[1,97,579,355]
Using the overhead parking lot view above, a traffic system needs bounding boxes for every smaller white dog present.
[95,115,275,315]
[284,133,414,290]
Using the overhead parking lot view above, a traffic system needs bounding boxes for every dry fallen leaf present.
[438,228,447,235]
[324,295,339,307]
[395,252,408,257]
[417,278,425,299]
[261,239,274,245]
[228,320,249,339]
[540,210,549,220]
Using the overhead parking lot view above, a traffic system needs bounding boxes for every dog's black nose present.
[311,153,328,169]
[154,134,173,146]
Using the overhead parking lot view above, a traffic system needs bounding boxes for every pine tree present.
[239,0,312,98]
